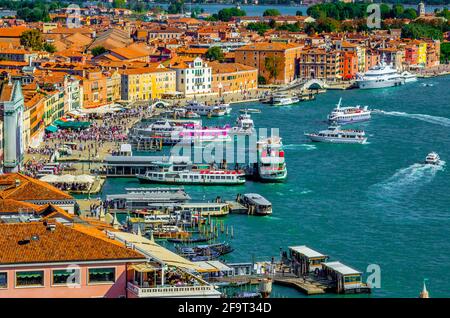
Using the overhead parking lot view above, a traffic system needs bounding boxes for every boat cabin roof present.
[289,245,327,259]
[322,261,361,276]
[243,193,271,206]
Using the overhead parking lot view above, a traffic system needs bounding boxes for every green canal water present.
[97,75,450,297]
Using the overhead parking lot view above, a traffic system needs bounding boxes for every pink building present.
[0,222,146,298]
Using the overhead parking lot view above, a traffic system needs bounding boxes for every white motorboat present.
[425,152,440,165]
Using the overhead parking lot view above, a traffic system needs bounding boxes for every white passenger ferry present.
[305,125,367,144]
[271,94,300,106]
[327,98,371,124]
[137,161,246,185]
[186,100,231,117]
[257,137,287,182]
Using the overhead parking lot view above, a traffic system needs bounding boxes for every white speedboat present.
[230,112,256,136]
[356,58,404,89]
[327,98,371,124]
[271,94,300,106]
[240,108,261,114]
[425,152,440,165]
[401,71,418,83]
[305,125,367,144]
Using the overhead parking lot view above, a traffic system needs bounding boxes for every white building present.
[169,57,212,96]
[0,80,24,172]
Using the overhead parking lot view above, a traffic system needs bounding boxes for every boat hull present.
[356,78,404,89]
[327,115,371,124]
[258,170,287,182]
[137,176,246,186]
[307,134,367,144]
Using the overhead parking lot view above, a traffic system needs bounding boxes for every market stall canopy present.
[74,175,95,184]
[39,174,60,183]
[54,120,91,130]
[45,125,59,133]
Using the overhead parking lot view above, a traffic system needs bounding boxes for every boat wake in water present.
[369,161,445,205]
[284,144,317,151]
[376,110,450,127]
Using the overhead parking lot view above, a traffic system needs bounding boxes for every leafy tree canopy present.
[205,46,224,62]
[92,46,107,57]
[20,29,43,51]
[263,9,281,17]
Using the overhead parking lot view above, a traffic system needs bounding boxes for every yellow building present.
[43,90,65,126]
[417,42,427,66]
[209,61,258,95]
[106,70,121,103]
[120,65,176,101]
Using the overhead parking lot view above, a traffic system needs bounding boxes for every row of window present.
[0,268,116,289]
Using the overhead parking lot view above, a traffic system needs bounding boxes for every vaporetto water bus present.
[327,98,371,124]
[257,137,287,182]
[136,161,246,185]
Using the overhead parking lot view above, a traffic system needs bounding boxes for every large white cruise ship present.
[356,59,404,89]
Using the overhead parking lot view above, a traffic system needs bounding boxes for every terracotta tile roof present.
[0,173,74,202]
[0,222,146,265]
[0,199,43,214]
[236,42,302,52]
[209,61,257,74]
[0,26,29,38]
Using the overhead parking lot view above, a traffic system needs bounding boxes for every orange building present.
[209,62,258,95]
[340,51,358,80]
[81,71,108,109]
[234,42,303,84]
[23,86,45,149]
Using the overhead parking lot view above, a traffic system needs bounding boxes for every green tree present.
[246,22,270,36]
[391,4,404,18]
[43,42,56,53]
[401,23,443,40]
[20,29,43,50]
[168,0,185,14]
[296,10,303,16]
[91,46,107,57]
[263,9,281,17]
[205,47,224,62]
[401,8,418,20]
[113,0,126,9]
[258,75,267,85]
[213,7,246,22]
[264,56,282,82]
[440,42,450,63]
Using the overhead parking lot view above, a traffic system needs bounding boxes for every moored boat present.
[271,93,300,106]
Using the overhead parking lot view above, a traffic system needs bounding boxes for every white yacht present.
[257,137,287,182]
[230,113,256,136]
[305,125,367,144]
[186,100,231,117]
[271,94,300,106]
[327,98,371,124]
[401,71,418,83]
[425,152,440,165]
[356,59,404,89]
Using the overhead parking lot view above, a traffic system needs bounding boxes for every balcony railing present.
[127,282,221,298]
